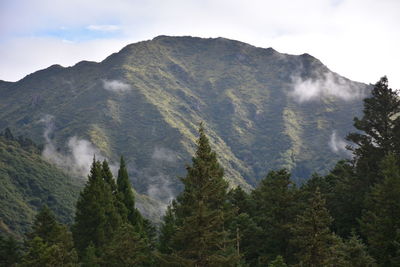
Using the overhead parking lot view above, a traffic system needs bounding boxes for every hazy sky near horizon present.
[1,0,399,88]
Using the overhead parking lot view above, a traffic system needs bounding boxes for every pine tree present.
[100,224,152,266]
[268,255,287,267]
[23,206,78,266]
[347,76,400,186]
[341,233,376,267]
[0,235,21,266]
[360,153,400,265]
[250,169,298,264]
[158,204,178,254]
[290,187,334,266]
[161,123,240,266]
[72,158,122,256]
[117,156,143,229]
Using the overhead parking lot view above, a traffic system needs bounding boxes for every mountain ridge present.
[0,35,367,205]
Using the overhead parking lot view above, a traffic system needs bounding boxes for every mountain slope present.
[0,36,367,203]
[0,134,82,236]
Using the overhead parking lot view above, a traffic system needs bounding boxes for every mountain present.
[0,35,368,204]
[0,132,82,236]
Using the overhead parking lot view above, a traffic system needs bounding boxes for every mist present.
[102,79,132,93]
[329,130,351,157]
[40,114,117,177]
[291,72,366,103]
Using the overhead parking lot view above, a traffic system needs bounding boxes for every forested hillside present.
[1,77,399,266]
[0,129,81,236]
[0,36,368,202]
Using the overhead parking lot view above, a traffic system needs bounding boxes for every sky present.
[0,0,399,88]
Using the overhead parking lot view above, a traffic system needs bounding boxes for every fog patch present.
[291,72,366,103]
[329,130,352,157]
[102,79,131,93]
[40,115,117,177]
[152,147,178,163]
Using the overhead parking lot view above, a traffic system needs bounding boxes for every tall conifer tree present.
[161,123,239,266]
[72,158,122,256]
[117,156,142,229]
[360,153,400,265]
[290,188,334,266]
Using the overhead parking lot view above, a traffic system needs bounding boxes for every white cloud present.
[40,114,117,177]
[329,130,351,157]
[0,0,399,88]
[87,24,120,32]
[102,79,131,92]
[291,72,366,102]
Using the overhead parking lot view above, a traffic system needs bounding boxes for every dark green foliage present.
[161,124,240,266]
[268,255,287,267]
[250,169,298,264]
[0,134,81,236]
[347,76,400,186]
[81,243,99,267]
[341,233,376,267]
[100,224,152,266]
[117,156,143,229]
[0,235,21,266]
[360,153,400,265]
[72,159,122,255]
[158,205,177,254]
[22,206,78,266]
[290,188,334,266]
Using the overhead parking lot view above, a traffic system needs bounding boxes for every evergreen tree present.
[117,156,143,229]
[101,224,152,266]
[347,76,400,186]
[360,153,400,265]
[250,169,298,264]
[158,204,178,254]
[341,233,376,267]
[102,160,117,193]
[268,255,287,267]
[322,161,362,237]
[0,235,21,266]
[290,187,334,266]
[24,206,78,266]
[72,158,122,256]
[81,242,99,267]
[161,123,240,266]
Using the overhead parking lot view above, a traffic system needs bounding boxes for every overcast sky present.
[1,0,399,88]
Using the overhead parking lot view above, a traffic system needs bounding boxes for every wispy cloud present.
[87,24,120,32]
[102,79,131,93]
[329,130,351,157]
[291,71,366,103]
[40,114,117,177]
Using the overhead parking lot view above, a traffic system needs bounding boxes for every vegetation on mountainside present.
[0,36,367,198]
[0,72,398,265]
[0,129,81,236]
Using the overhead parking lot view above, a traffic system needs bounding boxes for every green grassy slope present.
[0,135,82,236]
[0,36,366,203]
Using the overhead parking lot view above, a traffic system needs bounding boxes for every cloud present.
[40,114,117,177]
[151,147,178,163]
[0,0,399,88]
[291,71,366,102]
[102,79,131,93]
[87,24,120,32]
[329,130,351,157]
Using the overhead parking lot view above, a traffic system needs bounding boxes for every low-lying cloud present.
[329,130,351,157]
[291,72,366,103]
[102,79,131,93]
[86,24,120,32]
[151,147,178,163]
[40,115,116,177]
